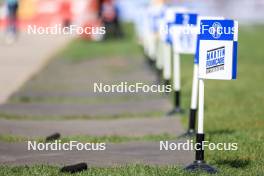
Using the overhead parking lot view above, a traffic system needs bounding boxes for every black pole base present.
[166,107,184,116]
[164,79,170,86]
[178,129,196,138]
[156,69,163,84]
[164,79,170,95]
[45,133,61,142]
[60,163,88,174]
[147,58,155,68]
[144,54,156,71]
[180,108,197,137]
[184,160,217,174]
[166,91,184,116]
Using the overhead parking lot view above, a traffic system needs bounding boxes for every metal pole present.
[181,64,198,136]
[156,39,163,70]
[167,52,183,115]
[185,78,217,174]
[188,64,199,134]
[156,39,163,83]
[196,79,205,161]
[197,79,204,134]
[173,52,180,92]
[163,43,171,87]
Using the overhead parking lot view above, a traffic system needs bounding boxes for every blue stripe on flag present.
[232,41,238,79]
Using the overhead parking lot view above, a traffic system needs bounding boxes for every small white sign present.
[171,13,198,54]
[198,20,238,80]
[159,7,187,44]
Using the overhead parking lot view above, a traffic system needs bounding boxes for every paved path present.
[0,34,191,167]
[0,117,184,137]
[0,99,170,117]
[0,56,172,118]
[0,140,194,166]
[0,33,72,104]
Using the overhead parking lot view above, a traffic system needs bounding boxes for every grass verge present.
[58,23,141,62]
[0,111,163,120]
[0,163,263,176]
[176,25,264,175]
[0,133,176,143]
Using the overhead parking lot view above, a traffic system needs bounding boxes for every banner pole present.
[167,52,183,116]
[156,39,163,84]
[185,79,217,174]
[163,43,171,88]
[181,63,198,136]
[197,79,204,134]
[145,33,155,69]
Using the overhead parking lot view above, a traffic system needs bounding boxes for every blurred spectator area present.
[0,0,100,30]
[1,0,263,30]
[172,0,264,24]
[116,0,264,24]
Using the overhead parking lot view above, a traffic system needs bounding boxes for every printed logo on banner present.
[210,22,222,39]
[206,46,225,74]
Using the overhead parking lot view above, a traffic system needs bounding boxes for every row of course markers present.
[136,2,238,174]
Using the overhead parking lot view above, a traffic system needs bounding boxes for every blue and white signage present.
[157,7,187,45]
[198,20,238,80]
[149,6,165,33]
[194,16,224,64]
[171,13,198,54]
[158,11,167,42]
[164,7,187,45]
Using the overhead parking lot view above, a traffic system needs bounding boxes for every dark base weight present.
[184,160,217,174]
[178,129,195,138]
[145,56,155,69]
[156,69,163,84]
[60,163,88,173]
[179,108,197,137]
[166,91,184,116]
[164,79,170,87]
[45,133,61,142]
[164,79,170,95]
[166,107,184,116]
